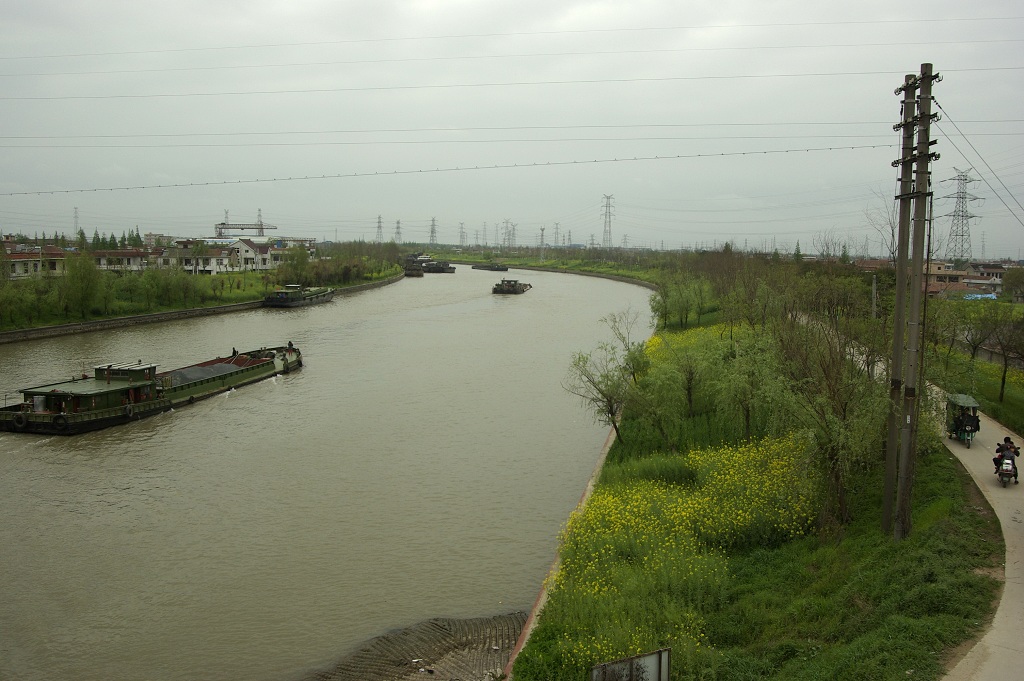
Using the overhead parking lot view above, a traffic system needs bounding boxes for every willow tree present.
[62,252,101,319]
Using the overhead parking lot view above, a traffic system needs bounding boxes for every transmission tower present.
[458,222,467,247]
[375,215,384,244]
[601,194,614,248]
[552,222,560,248]
[941,167,980,264]
[394,220,402,243]
[429,217,438,246]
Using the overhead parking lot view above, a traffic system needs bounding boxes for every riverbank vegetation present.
[0,240,401,331]
[513,248,1007,680]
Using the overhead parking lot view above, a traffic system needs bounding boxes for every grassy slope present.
[515,437,1002,681]
[703,450,1001,680]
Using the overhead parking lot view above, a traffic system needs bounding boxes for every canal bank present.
[0,273,405,345]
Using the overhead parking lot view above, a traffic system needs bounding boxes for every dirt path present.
[305,612,527,681]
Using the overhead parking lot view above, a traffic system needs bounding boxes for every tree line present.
[0,240,403,329]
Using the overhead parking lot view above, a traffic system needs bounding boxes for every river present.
[0,268,651,681]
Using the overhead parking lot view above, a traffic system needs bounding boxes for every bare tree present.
[865,186,898,264]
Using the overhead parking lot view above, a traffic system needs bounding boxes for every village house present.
[964,262,1005,294]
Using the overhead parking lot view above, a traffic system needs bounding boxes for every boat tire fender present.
[53,414,68,431]
[125,404,134,418]
[283,362,290,374]
[297,358,303,368]
[12,413,27,430]
[187,396,195,405]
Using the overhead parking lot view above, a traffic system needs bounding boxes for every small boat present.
[471,263,509,271]
[263,284,335,307]
[0,344,302,436]
[492,279,532,294]
[404,263,424,277]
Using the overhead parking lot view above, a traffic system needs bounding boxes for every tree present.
[62,252,101,319]
[670,273,693,328]
[190,240,209,275]
[865,185,898,264]
[649,274,671,328]
[961,301,1001,360]
[772,273,887,524]
[989,304,1024,402]
[689,276,712,325]
[563,310,648,446]
[564,345,632,444]
[92,229,102,250]
[278,245,311,286]
[1003,267,1024,302]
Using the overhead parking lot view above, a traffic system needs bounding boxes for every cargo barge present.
[0,344,302,435]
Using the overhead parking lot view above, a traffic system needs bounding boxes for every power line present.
[4,17,1021,60]
[0,143,895,197]
[3,121,1021,141]
[933,100,1024,229]
[0,134,915,149]
[3,67,1021,101]
[5,39,1022,78]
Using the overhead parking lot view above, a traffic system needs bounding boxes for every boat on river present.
[263,284,335,307]
[0,344,302,435]
[492,279,532,294]
[422,261,456,274]
[471,263,509,271]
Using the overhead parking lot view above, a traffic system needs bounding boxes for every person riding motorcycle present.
[994,437,1019,484]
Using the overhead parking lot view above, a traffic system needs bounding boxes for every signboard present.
[590,648,670,681]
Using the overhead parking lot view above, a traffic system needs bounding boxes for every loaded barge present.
[0,344,301,435]
[492,279,532,294]
[264,285,336,307]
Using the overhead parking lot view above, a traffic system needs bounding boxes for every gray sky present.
[1,1,1022,258]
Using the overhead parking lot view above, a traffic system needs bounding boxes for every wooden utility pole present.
[894,63,939,541]
[882,74,918,533]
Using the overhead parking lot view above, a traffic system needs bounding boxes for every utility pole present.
[890,63,941,541]
[883,72,918,533]
[602,195,614,249]
[540,226,545,261]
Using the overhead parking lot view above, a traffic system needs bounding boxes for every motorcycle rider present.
[994,437,1019,484]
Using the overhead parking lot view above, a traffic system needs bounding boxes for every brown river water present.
[0,268,651,681]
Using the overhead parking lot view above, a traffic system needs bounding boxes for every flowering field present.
[514,433,819,679]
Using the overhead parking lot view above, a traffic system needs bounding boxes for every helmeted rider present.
[994,437,1019,484]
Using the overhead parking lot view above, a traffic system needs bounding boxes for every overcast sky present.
[1,1,1021,258]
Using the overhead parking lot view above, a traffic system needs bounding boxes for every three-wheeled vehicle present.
[946,393,981,448]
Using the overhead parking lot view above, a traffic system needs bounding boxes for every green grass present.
[700,447,999,680]
[515,436,1001,681]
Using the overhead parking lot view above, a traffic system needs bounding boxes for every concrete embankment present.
[305,613,527,681]
[0,274,405,345]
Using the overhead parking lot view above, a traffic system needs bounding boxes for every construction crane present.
[214,209,278,238]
